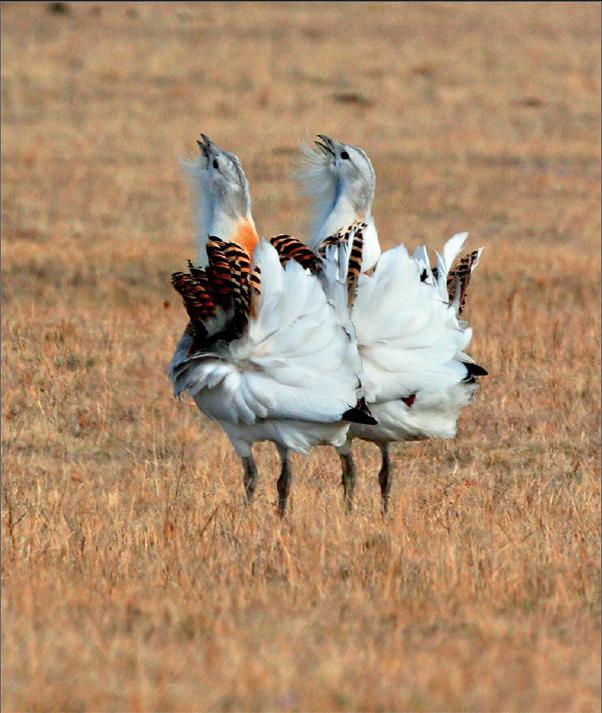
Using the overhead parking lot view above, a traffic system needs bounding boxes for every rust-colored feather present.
[248,266,261,320]
[171,271,216,324]
[172,235,263,348]
[223,242,252,277]
[206,237,234,307]
[269,234,320,273]
[223,241,253,330]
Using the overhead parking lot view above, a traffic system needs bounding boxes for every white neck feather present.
[310,194,360,249]
[196,192,216,256]
[183,158,253,266]
[196,194,251,265]
[310,193,380,272]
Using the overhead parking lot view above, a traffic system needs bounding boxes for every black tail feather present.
[462,362,488,384]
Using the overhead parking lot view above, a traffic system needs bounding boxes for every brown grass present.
[2,2,600,711]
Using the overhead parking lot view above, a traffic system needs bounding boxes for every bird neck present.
[311,192,374,248]
[197,197,258,264]
[311,192,380,273]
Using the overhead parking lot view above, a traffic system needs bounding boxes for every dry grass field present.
[2,2,600,711]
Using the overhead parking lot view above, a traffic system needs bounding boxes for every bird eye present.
[340,151,350,160]
[213,159,219,169]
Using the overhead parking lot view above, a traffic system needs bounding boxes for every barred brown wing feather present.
[346,224,364,306]
[206,237,235,308]
[223,242,252,278]
[317,230,343,258]
[172,236,261,348]
[171,271,217,324]
[317,221,366,306]
[223,241,253,332]
[269,234,321,273]
[447,250,479,315]
[248,266,261,320]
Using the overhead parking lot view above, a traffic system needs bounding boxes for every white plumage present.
[351,234,480,441]
[353,238,471,403]
[170,241,362,448]
[299,135,381,271]
[298,135,487,511]
[169,135,370,514]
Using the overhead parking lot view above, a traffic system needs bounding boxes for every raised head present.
[185,134,258,263]
[299,134,376,248]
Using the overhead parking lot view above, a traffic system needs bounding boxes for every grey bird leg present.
[339,450,357,513]
[378,443,392,514]
[276,446,292,517]
[241,454,258,505]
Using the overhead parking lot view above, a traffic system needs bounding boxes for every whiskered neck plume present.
[297,142,340,248]
[297,140,375,250]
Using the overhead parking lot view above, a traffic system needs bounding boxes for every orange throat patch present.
[231,219,259,257]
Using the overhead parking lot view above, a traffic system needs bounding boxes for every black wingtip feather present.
[342,397,378,425]
[463,362,489,380]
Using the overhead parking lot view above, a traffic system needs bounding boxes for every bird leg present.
[378,443,392,514]
[241,454,258,505]
[276,446,292,517]
[339,450,357,513]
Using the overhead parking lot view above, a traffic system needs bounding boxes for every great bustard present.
[168,135,374,515]
[297,134,487,513]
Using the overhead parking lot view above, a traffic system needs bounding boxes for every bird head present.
[302,134,375,218]
[185,135,258,261]
[195,133,252,221]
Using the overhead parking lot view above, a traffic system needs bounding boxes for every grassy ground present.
[2,2,600,711]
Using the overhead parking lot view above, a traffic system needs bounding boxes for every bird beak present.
[198,133,227,157]
[314,134,336,156]
[197,133,212,160]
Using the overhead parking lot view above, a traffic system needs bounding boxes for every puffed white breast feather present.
[351,243,472,404]
[169,240,361,427]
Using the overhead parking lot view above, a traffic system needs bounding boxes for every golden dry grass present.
[2,2,600,711]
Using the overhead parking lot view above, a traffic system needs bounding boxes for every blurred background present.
[2,3,600,712]
[3,2,599,259]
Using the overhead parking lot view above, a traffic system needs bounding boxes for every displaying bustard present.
[298,134,488,512]
[168,135,374,515]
